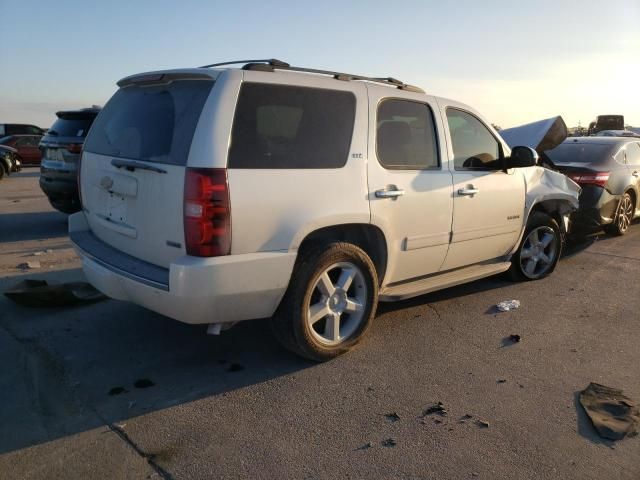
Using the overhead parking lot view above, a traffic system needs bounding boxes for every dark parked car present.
[0,134,43,165]
[0,145,21,179]
[544,137,640,235]
[0,123,44,136]
[39,108,100,213]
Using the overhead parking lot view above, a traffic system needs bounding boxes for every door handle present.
[632,171,639,177]
[375,187,405,199]
[458,186,480,196]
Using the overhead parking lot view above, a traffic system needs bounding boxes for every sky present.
[1,0,639,129]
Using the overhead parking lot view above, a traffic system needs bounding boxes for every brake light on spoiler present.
[566,172,610,187]
[183,168,231,257]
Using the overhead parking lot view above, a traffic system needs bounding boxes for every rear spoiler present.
[117,72,213,88]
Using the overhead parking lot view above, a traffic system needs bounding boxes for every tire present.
[0,162,6,180]
[508,211,562,281]
[604,192,633,236]
[271,242,378,362]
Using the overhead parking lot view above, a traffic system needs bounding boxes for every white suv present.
[69,59,580,361]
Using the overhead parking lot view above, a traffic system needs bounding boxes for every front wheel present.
[509,211,562,281]
[271,242,378,361]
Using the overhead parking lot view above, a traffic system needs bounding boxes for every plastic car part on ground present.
[4,279,106,307]
[499,116,568,154]
[579,383,640,441]
[496,300,520,312]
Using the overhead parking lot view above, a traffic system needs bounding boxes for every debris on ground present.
[32,251,45,256]
[579,383,640,440]
[381,438,397,447]
[422,402,447,417]
[356,442,373,450]
[226,363,245,373]
[476,420,490,428]
[134,378,155,389]
[501,334,522,347]
[17,261,41,270]
[4,279,106,307]
[109,386,128,396]
[459,414,473,423]
[496,300,520,312]
[497,379,507,384]
[385,412,401,422]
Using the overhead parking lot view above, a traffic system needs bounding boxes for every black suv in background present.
[39,108,100,213]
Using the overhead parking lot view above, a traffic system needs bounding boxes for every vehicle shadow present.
[0,212,68,243]
[12,170,41,178]
[0,268,311,455]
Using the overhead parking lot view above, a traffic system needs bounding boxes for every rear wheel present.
[0,162,6,180]
[509,211,562,281]
[271,242,378,361]
[604,192,633,236]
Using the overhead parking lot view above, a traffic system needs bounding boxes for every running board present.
[379,262,512,302]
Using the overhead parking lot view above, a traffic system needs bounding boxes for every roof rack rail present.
[199,59,425,93]
[199,59,290,69]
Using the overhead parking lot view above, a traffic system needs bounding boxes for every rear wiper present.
[111,158,167,174]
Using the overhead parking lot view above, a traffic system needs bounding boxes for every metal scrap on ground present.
[3,279,106,307]
[579,383,640,441]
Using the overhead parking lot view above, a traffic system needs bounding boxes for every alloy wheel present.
[616,195,634,233]
[519,226,558,279]
[306,262,367,346]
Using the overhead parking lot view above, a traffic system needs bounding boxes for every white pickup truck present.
[69,59,580,361]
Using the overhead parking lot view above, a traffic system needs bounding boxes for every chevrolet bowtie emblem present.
[100,176,114,190]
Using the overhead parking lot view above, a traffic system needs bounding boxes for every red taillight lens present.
[183,168,231,257]
[67,143,82,154]
[567,172,610,187]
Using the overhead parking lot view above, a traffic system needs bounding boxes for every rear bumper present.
[570,185,618,231]
[39,164,78,198]
[68,212,296,325]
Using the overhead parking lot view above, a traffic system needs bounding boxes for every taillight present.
[183,168,231,257]
[67,143,82,154]
[567,172,610,187]
[76,152,83,207]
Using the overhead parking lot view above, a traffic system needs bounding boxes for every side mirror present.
[506,146,539,168]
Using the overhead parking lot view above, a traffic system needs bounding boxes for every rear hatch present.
[80,75,215,268]
[40,110,98,178]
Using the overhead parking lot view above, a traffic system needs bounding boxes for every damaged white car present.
[69,59,581,361]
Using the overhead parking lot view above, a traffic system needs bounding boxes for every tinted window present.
[228,83,355,169]
[376,99,439,169]
[4,124,43,135]
[447,109,501,170]
[15,136,41,147]
[48,117,95,138]
[545,143,615,164]
[84,80,214,165]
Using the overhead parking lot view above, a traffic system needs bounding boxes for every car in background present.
[39,108,100,213]
[0,134,43,165]
[0,123,44,136]
[0,145,21,179]
[544,137,640,235]
[595,130,640,138]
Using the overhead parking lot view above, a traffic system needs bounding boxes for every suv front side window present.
[447,108,501,170]
[376,99,439,169]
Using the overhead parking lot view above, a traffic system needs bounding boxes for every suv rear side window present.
[447,109,501,170]
[84,80,214,165]
[376,99,439,169]
[228,83,356,169]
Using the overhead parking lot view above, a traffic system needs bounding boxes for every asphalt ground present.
[1,170,639,479]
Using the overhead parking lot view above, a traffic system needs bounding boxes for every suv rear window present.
[48,116,95,138]
[228,83,356,169]
[84,79,214,165]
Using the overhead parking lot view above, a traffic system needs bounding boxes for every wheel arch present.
[296,223,388,286]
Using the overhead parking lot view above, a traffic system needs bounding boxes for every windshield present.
[545,143,615,164]
[84,79,214,165]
